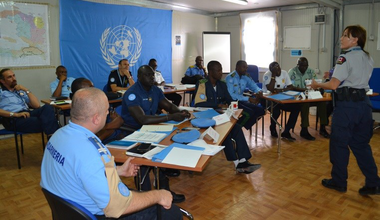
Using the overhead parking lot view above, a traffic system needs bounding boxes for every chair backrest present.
[247,65,259,83]
[369,68,380,110]
[42,188,96,220]
[103,84,109,93]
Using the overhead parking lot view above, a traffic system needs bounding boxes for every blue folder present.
[192,109,220,119]
[152,143,205,162]
[107,140,137,147]
[268,93,295,100]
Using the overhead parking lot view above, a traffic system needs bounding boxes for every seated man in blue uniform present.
[70,78,127,144]
[262,62,301,141]
[225,60,265,131]
[185,56,207,78]
[40,87,182,219]
[288,57,330,140]
[194,60,261,174]
[50,65,75,98]
[121,65,191,203]
[0,68,59,137]
[107,59,135,92]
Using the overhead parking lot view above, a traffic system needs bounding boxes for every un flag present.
[60,0,172,88]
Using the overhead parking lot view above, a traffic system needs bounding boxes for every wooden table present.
[262,91,379,154]
[262,94,332,155]
[109,109,242,173]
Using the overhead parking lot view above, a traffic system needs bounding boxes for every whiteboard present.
[283,26,311,50]
[203,32,231,73]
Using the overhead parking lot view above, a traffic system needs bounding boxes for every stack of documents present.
[122,131,168,143]
[152,143,205,168]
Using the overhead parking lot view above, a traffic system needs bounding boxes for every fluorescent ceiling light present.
[222,0,248,5]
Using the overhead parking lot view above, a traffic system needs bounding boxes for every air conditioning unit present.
[314,14,326,24]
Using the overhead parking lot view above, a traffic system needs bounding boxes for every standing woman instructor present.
[311,25,380,195]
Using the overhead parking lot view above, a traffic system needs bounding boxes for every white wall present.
[279,7,335,77]
[344,3,380,67]
[171,12,214,84]
[217,3,380,81]
[217,7,335,80]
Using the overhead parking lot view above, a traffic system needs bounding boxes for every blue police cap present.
[172,129,201,144]
[191,118,216,128]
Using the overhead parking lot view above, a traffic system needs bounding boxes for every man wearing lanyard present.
[0,68,59,136]
[107,59,135,92]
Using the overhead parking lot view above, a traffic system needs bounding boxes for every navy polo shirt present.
[121,81,165,129]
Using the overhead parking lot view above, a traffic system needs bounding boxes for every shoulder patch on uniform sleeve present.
[231,72,236,77]
[199,79,208,84]
[110,77,115,83]
[336,56,346,65]
[264,75,269,81]
[128,94,136,101]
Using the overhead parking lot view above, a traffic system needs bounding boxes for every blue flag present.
[59,0,172,89]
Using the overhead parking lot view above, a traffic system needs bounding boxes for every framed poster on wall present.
[0,2,50,67]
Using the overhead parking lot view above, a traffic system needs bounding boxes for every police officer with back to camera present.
[311,25,380,195]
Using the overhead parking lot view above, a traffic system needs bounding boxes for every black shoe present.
[319,128,330,138]
[321,179,347,192]
[164,168,180,177]
[281,132,296,141]
[359,186,380,195]
[171,191,185,203]
[236,161,261,174]
[300,128,316,141]
[270,126,278,138]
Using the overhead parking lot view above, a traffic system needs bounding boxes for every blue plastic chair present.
[42,188,96,220]
[246,64,262,90]
[369,68,380,129]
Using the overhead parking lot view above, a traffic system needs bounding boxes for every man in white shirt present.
[262,62,301,141]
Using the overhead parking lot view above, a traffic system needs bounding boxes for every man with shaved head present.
[41,87,182,219]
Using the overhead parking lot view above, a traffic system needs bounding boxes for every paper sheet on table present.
[188,139,225,156]
[50,100,71,105]
[212,113,230,125]
[122,131,167,143]
[179,106,212,112]
[162,147,203,168]
[282,90,301,96]
[140,125,174,132]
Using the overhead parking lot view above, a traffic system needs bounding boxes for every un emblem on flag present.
[100,25,142,68]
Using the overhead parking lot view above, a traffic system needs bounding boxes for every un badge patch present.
[100,25,142,69]
[128,94,136,101]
